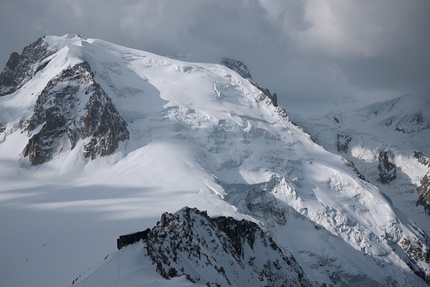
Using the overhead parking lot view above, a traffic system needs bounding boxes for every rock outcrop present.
[417,172,430,215]
[0,37,54,97]
[337,134,351,153]
[141,207,314,287]
[415,151,430,214]
[221,58,278,107]
[400,236,430,283]
[378,150,397,184]
[23,61,129,165]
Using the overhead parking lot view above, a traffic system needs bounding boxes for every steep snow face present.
[0,35,429,287]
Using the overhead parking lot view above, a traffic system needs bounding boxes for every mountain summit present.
[0,35,429,287]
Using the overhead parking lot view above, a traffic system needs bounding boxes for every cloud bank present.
[1,0,429,108]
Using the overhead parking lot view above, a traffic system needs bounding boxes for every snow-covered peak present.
[0,36,429,287]
[42,34,83,50]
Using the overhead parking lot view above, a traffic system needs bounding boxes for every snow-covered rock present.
[0,37,55,97]
[143,207,313,286]
[0,35,429,287]
[22,60,129,165]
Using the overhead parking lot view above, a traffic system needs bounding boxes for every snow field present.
[0,35,429,286]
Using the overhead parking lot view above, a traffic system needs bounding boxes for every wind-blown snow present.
[0,35,429,286]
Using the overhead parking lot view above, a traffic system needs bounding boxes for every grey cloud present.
[0,0,429,109]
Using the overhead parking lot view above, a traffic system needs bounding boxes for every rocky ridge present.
[415,152,430,214]
[221,58,278,107]
[143,207,314,287]
[378,150,397,184]
[0,37,54,97]
[22,60,129,165]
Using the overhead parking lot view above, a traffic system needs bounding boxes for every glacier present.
[0,34,429,286]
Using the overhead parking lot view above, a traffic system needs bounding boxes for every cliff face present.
[221,58,278,107]
[415,152,430,214]
[0,37,55,97]
[378,150,397,184]
[23,61,129,165]
[143,207,313,287]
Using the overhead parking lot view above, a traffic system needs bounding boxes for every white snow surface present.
[0,35,429,286]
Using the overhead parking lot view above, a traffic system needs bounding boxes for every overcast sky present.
[1,0,429,110]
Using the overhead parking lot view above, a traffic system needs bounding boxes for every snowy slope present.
[0,35,429,286]
[287,93,430,237]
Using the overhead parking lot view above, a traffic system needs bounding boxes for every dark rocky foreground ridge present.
[115,206,430,286]
[118,207,314,287]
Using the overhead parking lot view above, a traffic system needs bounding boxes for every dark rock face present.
[23,61,129,165]
[337,134,351,153]
[221,58,253,80]
[414,152,430,214]
[0,37,54,97]
[417,172,430,215]
[141,207,313,287]
[400,236,430,284]
[343,159,367,182]
[221,58,278,107]
[378,150,397,184]
[415,151,430,167]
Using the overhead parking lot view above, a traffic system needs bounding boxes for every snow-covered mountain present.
[288,94,430,234]
[0,35,429,287]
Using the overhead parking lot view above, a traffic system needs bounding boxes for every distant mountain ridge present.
[288,92,430,240]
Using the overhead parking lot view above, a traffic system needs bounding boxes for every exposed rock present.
[378,150,397,184]
[23,61,129,165]
[220,58,252,80]
[414,152,430,214]
[221,58,278,107]
[337,134,351,153]
[333,116,340,124]
[143,207,314,287]
[400,236,430,284]
[0,37,55,97]
[343,159,367,182]
[396,112,430,134]
[415,151,430,168]
[417,172,430,215]
[219,59,317,141]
